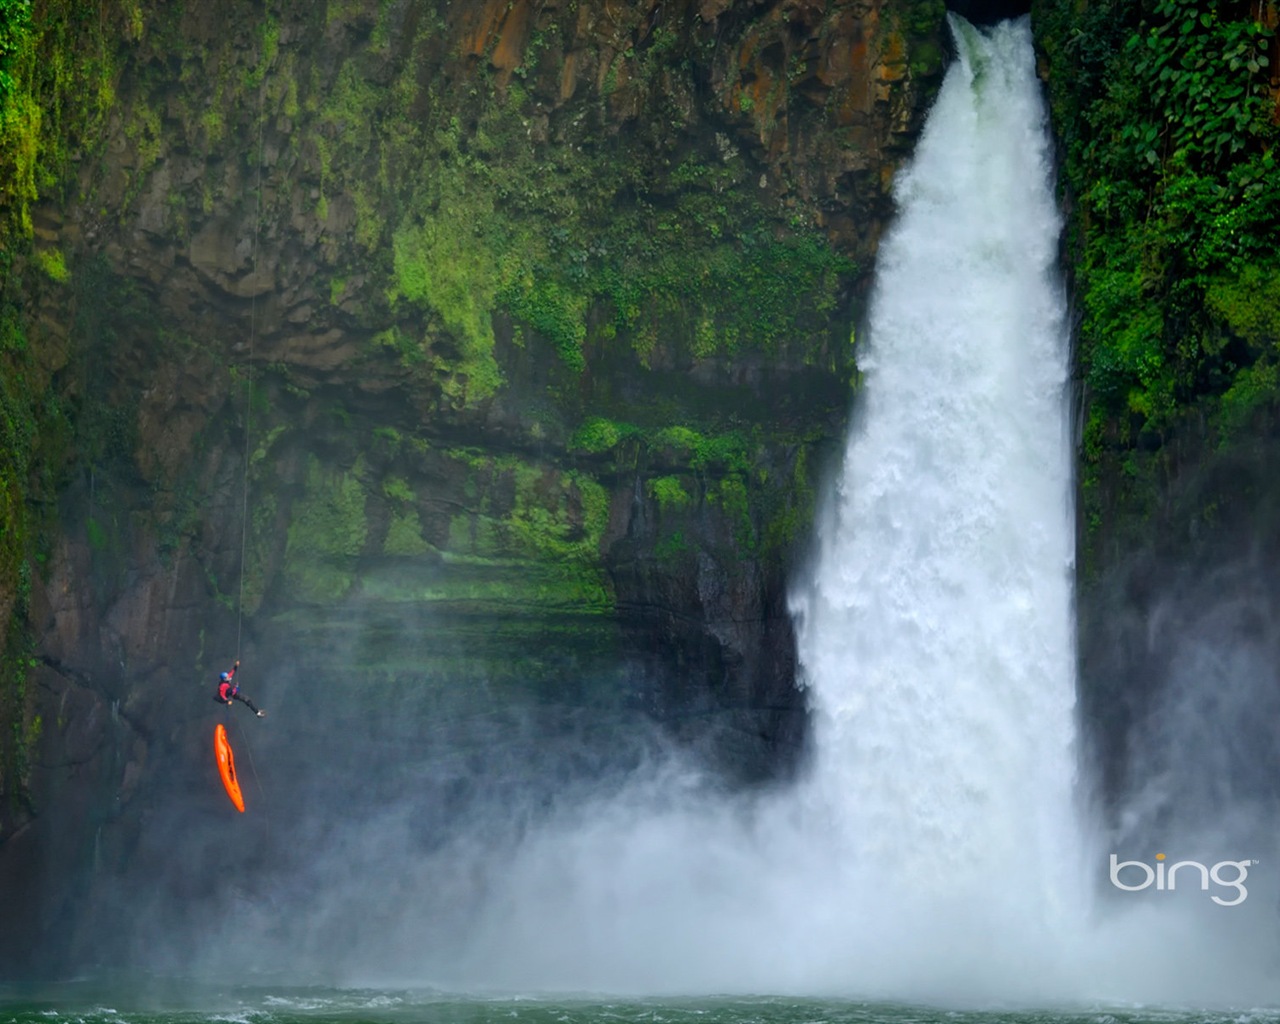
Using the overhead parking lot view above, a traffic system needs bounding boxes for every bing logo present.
[1109,852,1255,907]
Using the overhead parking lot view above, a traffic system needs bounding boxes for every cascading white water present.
[785,12,1084,983]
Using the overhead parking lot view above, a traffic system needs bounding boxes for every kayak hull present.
[214,723,245,812]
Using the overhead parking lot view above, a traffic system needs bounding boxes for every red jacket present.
[217,666,238,701]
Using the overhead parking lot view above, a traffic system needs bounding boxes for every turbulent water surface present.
[4,989,1280,1024]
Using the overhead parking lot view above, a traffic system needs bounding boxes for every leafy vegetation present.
[648,475,693,511]
[369,16,857,400]
[283,456,370,603]
[0,0,144,816]
[1035,0,1280,554]
[567,415,822,560]
[0,0,137,237]
[0,296,38,815]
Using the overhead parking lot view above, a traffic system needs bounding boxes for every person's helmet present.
[220,672,230,681]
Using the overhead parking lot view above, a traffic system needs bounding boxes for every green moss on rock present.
[433,452,613,614]
[648,475,692,511]
[283,455,369,603]
[383,510,432,557]
[390,212,503,403]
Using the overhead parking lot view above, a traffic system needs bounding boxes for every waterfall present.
[794,13,1078,911]
[778,17,1280,1003]
[786,12,1083,985]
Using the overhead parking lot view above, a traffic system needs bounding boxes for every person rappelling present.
[213,659,266,717]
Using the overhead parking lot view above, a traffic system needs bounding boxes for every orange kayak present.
[214,723,245,812]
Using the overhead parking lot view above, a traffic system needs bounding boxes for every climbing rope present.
[235,65,269,659]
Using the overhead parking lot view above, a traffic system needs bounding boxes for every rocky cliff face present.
[0,0,946,973]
